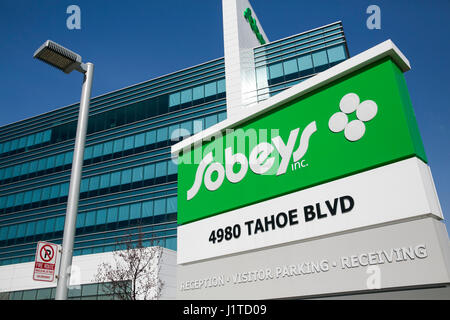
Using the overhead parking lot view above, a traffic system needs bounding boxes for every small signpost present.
[33,241,61,282]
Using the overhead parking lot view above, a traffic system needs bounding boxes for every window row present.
[0,129,51,156]
[169,79,226,107]
[0,112,226,184]
[0,234,177,267]
[75,196,176,229]
[256,44,347,89]
[6,281,129,300]
[254,23,342,53]
[0,159,176,211]
[0,196,176,242]
[3,81,225,159]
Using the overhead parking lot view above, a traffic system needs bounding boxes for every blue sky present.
[0,0,449,230]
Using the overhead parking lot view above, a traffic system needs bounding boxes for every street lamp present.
[34,40,94,300]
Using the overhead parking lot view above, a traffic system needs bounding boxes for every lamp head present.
[34,40,82,74]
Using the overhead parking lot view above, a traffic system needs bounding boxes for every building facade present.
[0,1,349,299]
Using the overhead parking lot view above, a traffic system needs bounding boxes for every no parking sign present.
[33,241,61,282]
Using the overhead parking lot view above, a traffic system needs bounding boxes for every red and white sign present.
[33,241,61,282]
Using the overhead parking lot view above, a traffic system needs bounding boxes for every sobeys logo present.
[328,93,378,141]
[187,121,317,200]
[243,8,266,45]
[186,93,379,201]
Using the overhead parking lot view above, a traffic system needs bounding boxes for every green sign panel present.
[177,58,426,225]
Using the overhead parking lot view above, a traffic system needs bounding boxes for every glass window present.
[80,178,89,193]
[124,136,134,150]
[50,185,60,199]
[7,225,17,239]
[34,132,43,144]
[35,220,45,234]
[43,130,52,142]
[269,63,283,79]
[85,211,96,226]
[55,216,65,232]
[25,221,35,237]
[93,144,103,157]
[142,200,153,218]
[169,123,181,141]
[167,197,177,213]
[83,146,93,160]
[26,134,35,147]
[96,209,107,225]
[19,136,27,148]
[180,121,193,137]
[134,133,145,148]
[283,59,298,75]
[103,141,113,155]
[23,191,32,204]
[16,223,26,238]
[167,161,177,175]
[3,141,11,152]
[36,288,52,300]
[0,226,8,241]
[169,92,180,107]
[60,183,69,197]
[256,66,268,89]
[121,169,132,184]
[204,82,217,97]
[82,284,98,297]
[110,171,121,187]
[6,194,16,208]
[76,212,86,228]
[143,164,155,180]
[23,290,37,300]
[144,131,155,146]
[217,79,226,93]
[4,167,12,179]
[107,207,118,223]
[41,187,50,201]
[14,192,23,206]
[327,45,346,63]
[298,55,313,71]
[193,85,204,100]
[218,112,226,122]
[10,139,19,151]
[55,154,65,167]
[180,89,192,104]
[89,176,100,191]
[64,152,73,165]
[32,189,42,203]
[155,161,167,177]
[13,165,21,177]
[45,218,55,234]
[100,173,110,189]
[113,138,124,153]
[156,127,168,142]
[38,158,47,171]
[0,196,5,209]
[130,203,141,220]
[154,198,166,216]
[46,156,55,170]
[205,115,218,128]
[118,205,129,221]
[132,166,143,183]
[312,50,328,67]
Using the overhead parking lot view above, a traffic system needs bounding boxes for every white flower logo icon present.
[328,93,378,141]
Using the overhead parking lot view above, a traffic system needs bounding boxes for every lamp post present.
[34,40,94,300]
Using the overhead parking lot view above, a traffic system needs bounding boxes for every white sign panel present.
[177,157,442,264]
[33,241,61,282]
